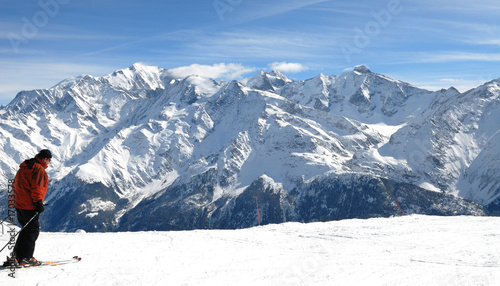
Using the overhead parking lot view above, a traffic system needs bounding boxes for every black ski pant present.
[13,209,40,262]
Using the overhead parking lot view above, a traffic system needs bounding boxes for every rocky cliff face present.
[0,64,496,231]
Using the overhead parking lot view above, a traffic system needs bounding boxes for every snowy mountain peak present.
[353,65,371,73]
[268,70,293,84]
[244,71,277,92]
[242,69,294,92]
[105,64,166,92]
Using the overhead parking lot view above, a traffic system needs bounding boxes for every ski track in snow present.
[0,215,499,285]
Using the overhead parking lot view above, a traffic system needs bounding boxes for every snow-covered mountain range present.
[0,63,498,231]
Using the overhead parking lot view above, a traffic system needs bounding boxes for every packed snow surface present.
[1,215,499,285]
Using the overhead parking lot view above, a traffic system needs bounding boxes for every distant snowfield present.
[1,215,499,285]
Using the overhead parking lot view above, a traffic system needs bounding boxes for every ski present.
[39,256,82,266]
[1,256,81,270]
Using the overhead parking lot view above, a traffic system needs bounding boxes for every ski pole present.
[1,213,13,236]
[0,213,11,234]
[0,212,39,254]
[0,213,12,226]
[0,203,47,227]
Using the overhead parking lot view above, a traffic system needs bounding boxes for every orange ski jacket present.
[13,157,49,210]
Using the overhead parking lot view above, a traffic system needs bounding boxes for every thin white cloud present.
[222,0,329,23]
[416,52,500,63]
[179,30,340,63]
[438,78,460,83]
[166,63,256,80]
[386,52,500,65]
[269,62,308,73]
[472,39,500,46]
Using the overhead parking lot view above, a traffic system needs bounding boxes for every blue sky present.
[1,0,499,105]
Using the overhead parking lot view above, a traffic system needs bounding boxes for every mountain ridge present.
[0,64,497,231]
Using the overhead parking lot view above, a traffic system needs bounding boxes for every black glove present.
[34,201,45,213]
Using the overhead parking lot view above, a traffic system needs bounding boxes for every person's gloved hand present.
[34,201,45,213]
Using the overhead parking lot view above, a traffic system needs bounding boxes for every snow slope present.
[1,215,499,285]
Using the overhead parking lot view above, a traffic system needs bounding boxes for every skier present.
[5,149,52,267]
